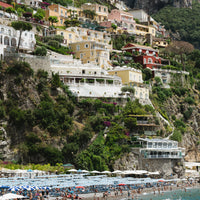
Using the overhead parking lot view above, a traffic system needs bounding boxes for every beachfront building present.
[139,138,185,159]
[80,3,108,23]
[122,43,161,69]
[69,41,111,69]
[108,9,136,34]
[0,24,36,57]
[50,55,127,98]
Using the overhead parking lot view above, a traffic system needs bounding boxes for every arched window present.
[4,36,9,45]
[11,38,16,46]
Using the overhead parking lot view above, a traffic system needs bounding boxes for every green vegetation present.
[153,3,200,47]
[36,35,72,55]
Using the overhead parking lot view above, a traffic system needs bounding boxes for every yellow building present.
[108,66,149,101]
[45,4,80,26]
[69,41,110,69]
[49,28,79,45]
[153,38,169,48]
[135,24,156,37]
[108,66,143,85]
[80,3,108,23]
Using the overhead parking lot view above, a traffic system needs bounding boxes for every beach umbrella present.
[91,170,100,173]
[27,169,33,172]
[101,171,111,174]
[0,193,25,199]
[81,170,89,173]
[158,179,165,182]
[118,183,126,186]
[75,186,85,189]
[112,170,122,174]
[68,169,77,172]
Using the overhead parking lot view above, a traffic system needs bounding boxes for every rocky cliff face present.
[122,0,192,13]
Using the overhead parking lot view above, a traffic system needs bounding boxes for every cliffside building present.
[80,3,108,23]
[69,41,111,69]
[108,66,149,104]
[49,55,128,98]
[122,43,161,69]
[139,138,185,159]
[108,9,136,34]
[0,24,36,57]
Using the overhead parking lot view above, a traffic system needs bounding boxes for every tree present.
[34,46,47,56]
[48,16,58,26]
[143,68,152,81]
[83,9,96,20]
[33,13,43,22]
[11,21,32,53]
[5,7,15,17]
[111,23,117,31]
[165,41,194,70]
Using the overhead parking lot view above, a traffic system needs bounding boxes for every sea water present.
[122,188,200,200]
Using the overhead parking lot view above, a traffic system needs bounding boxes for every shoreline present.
[75,183,200,200]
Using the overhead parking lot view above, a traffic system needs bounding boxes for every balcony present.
[145,155,182,159]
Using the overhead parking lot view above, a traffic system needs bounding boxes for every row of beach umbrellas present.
[68,169,160,175]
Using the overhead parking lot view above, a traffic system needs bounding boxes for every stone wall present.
[4,53,51,76]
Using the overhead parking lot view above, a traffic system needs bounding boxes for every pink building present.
[108,9,136,31]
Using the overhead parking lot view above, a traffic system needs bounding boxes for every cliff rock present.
[122,0,192,13]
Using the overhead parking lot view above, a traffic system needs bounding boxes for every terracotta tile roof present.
[0,2,13,8]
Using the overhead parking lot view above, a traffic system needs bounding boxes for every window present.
[148,58,152,64]
[60,19,63,24]
[91,51,93,56]
[61,10,63,15]
[76,45,80,51]
[99,7,101,12]
[8,30,11,36]
[61,32,63,36]
[87,61,90,63]
[82,70,85,74]
[25,33,27,36]
[104,8,106,12]
[65,11,67,16]
[54,8,57,12]
[1,28,4,33]
[80,53,84,59]
[144,58,146,64]
[69,34,72,39]
[85,44,89,48]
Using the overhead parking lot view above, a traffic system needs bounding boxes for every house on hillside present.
[16,0,42,8]
[108,9,136,34]
[69,41,111,69]
[0,24,36,57]
[50,55,128,98]
[80,3,108,23]
[45,4,81,26]
[0,1,13,9]
[122,43,162,69]
[108,66,149,104]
